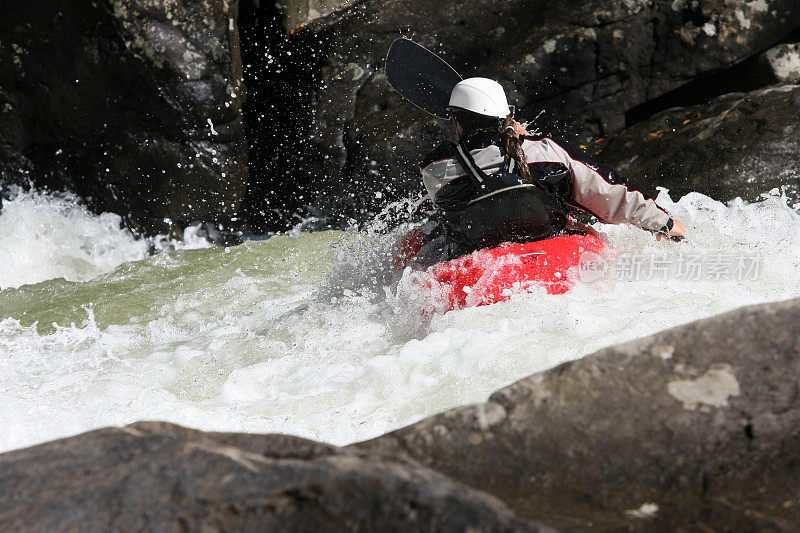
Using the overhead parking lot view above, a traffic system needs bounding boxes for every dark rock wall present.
[2,0,797,233]
[599,83,800,202]
[0,0,247,234]
[238,0,333,232]
[290,0,799,222]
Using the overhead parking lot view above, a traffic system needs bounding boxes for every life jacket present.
[432,135,571,256]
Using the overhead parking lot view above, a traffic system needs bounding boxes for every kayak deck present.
[421,233,605,310]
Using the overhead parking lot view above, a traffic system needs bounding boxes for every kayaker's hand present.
[511,119,529,137]
[656,217,687,242]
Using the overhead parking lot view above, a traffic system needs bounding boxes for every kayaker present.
[414,77,686,264]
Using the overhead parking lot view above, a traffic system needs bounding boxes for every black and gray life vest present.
[422,133,571,253]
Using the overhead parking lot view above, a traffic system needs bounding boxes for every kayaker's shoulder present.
[521,135,585,159]
[521,133,560,145]
[419,141,456,169]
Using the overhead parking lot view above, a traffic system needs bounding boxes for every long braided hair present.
[499,117,533,183]
[451,109,533,184]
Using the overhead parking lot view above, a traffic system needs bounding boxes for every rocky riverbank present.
[358,297,800,530]
[2,297,799,531]
[597,83,800,203]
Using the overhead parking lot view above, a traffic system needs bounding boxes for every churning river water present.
[1,187,800,452]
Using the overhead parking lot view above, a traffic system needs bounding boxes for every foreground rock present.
[0,0,247,233]
[598,83,800,202]
[290,0,799,217]
[0,421,548,531]
[358,298,800,531]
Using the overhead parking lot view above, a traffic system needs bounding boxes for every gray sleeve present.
[544,140,671,231]
[570,165,671,231]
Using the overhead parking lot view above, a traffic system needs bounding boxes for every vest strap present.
[453,141,487,187]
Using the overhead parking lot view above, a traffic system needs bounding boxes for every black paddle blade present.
[385,38,462,119]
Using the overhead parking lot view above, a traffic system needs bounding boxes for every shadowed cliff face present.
[1,0,796,233]
[268,0,799,225]
[238,0,332,233]
[0,0,247,234]
[598,83,800,203]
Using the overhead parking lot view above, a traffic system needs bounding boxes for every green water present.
[1,232,342,334]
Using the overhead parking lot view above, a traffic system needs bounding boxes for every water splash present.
[0,188,210,290]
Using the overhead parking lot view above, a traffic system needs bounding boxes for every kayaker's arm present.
[540,138,680,235]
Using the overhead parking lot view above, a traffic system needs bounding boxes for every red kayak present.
[398,231,605,311]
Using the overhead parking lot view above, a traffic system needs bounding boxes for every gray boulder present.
[357,298,800,531]
[597,83,800,202]
[0,421,550,532]
[0,0,247,233]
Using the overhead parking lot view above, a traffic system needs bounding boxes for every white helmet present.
[448,77,511,119]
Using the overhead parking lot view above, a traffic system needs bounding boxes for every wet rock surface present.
[357,298,800,531]
[290,0,799,219]
[279,0,359,32]
[0,421,550,532]
[761,42,800,83]
[0,0,247,233]
[597,83,800,203]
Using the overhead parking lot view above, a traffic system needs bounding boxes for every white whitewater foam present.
[0,188,210,290]
[1,189,799,451]
[0,189,150,289]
